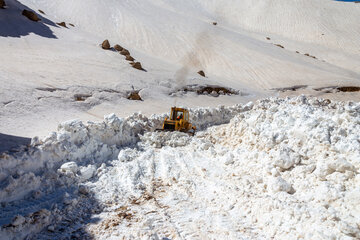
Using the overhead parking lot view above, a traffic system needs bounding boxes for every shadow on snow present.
[0,0,57,38]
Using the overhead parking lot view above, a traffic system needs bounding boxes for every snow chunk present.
[59,162,78,174]
[79,164,96,181]
[269,176,293,193]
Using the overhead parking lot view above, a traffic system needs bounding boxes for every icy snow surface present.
[1,96,359,239]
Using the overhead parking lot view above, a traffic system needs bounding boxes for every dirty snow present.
[1,96,359,239]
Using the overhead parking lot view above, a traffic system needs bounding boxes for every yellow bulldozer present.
[157,107,196,135]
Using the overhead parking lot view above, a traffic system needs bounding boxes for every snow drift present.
[1,96,359,239]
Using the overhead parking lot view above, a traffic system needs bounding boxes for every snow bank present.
[86,96,360,239]
[1,96,359,239]
[0,104,248,238]
[205,96,360,238]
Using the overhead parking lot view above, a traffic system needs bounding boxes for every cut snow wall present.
[0,104,253,198]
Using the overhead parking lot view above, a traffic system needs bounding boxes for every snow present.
[1,0,360,239]
[1,96,359,239]
[1,0,360,138]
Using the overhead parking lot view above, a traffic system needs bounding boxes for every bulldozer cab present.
[171,108,189,121]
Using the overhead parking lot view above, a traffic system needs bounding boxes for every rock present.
[114,44,123,51]
[120,49,130,56]
[212,22,217,25]
[11,215,26,226]
[57,22,67,28]
[38,9,45,14]
[0,0,6,9]
[130,62,144,71]
[197,70,205,77]
[127,91,142,101]
[22,10,40,22]
[69,23,75,27]
[125,55,135,61]
[101,39,111,50]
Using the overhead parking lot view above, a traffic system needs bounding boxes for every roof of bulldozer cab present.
[171,107,188,112]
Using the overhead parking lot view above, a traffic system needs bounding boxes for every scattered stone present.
[212,22,217,25]
[0,0,6,9]
[114,44,123,51]
[38,9,45,14]
[266,37,271,40]
[304,53,317,59]
[69,23,75,27]
[57,22,67,28]
[274,44,284,48]
[22,9,40,22]
[197,70,205,77]
[171,84,238,97]
[127,91,142,101]
[130,62,144,71]
[125,55,135,61]
[120,49,130,56]
[101,39,111,50]
[295,51,299,53]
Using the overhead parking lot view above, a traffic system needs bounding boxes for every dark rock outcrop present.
[101,39,111,50]
[114,44,123,51]
[197,70,205,77]
[57,22,67,28]
[130,62,144,71]
[22,10,40,21]
[127,91,142,101]
[120,49,130,56]
[125,55,135,61]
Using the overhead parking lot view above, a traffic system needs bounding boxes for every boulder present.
[197,70,205,77]
[0,0,6,9]
[101,39,111,50]
[38,9,45,14]
[57,22,67,28]
[22,10,40,22]
[127,91,142,101]
[114,44,123,51]
[130,62,144,71]
[120,49,130,56]
[125,55,135,61]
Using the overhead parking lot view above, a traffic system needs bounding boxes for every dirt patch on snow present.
[74,94,92,101]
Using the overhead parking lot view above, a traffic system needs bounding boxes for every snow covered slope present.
[1,0,360,138]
